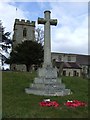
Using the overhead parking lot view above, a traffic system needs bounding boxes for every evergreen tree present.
[6,40,44,72]
[0,20,12,69]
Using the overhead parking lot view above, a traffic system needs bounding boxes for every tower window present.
[23,28,27,37]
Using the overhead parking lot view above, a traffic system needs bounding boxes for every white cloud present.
[50,2,88,54]
[0,2,28,37]
[0,1,88,55]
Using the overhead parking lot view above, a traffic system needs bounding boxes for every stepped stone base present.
[25,67,71,96]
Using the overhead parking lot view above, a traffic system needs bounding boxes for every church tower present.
[11,19,35,71]
[12,19,35,47]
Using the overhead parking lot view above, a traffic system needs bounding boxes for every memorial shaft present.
[25,10,71,96]
[44,11,51,67]
[38,10,57,68]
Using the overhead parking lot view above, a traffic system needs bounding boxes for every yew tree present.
[7,40,44,71]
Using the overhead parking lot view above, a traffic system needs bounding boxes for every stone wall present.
[10,64,26,71]
[11,19,36,71]
[13,19,35,47]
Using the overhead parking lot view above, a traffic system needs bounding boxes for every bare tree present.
[35,27,44,45]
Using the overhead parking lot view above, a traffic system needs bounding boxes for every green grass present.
[2,71,88,118]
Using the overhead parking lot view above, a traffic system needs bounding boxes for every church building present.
[12,19,35,47]
[10,18,89,78]
[10,19,35,71]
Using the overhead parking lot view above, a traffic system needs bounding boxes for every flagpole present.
[16,8,17,19]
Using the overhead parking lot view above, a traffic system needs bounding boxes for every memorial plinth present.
[25,10,71,96]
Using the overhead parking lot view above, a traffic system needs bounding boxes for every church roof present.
[66,62,82,69]
[55,62,82,69]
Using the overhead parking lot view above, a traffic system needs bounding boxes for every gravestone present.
[25,10,71,96]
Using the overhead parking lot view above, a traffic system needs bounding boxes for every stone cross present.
[25,10,71,96]
[38,10,57,68]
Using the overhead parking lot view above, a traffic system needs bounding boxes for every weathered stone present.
[25,88,71,96]
[38,67,57,78]
[25,10,71,96]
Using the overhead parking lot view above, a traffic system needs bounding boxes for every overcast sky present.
[0,0,89,55]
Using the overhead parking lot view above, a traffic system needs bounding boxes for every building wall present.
[13,19,35,47]
[51,53,76,62]
[63,55,76,62]
[51,53,61,61]
[51,53,82,77]
[10,64,26,71]
[62,68,81,77]
[11,19,35,71]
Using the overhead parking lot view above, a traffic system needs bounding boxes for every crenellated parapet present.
[14,19,35,28]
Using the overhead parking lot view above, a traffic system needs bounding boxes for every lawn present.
[2,71,88,118]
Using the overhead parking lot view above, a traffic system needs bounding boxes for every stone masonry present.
[25,10,71,96]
